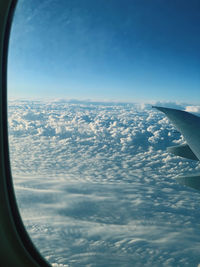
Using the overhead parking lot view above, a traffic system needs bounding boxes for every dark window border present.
[0,0,50,265]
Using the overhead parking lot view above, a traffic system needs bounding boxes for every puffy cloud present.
[185,106,200,113]
[8,100,200,266]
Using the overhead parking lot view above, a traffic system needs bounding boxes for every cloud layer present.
[8,100,200,266]
[8,100,199,180]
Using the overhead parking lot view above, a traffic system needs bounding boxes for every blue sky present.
[8,0,200,103]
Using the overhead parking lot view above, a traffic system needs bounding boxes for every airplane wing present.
[167,144,198,161]
[175,174,200,191]
[153,106,200,191]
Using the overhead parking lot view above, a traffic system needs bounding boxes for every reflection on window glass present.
[8,0,200,266]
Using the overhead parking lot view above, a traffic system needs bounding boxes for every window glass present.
[8,0,200,266]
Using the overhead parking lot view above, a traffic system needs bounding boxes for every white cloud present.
[8,100,200,266]
[185,106,200,113]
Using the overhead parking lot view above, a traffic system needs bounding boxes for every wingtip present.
[152,106,168,113]
[152,105,160,109]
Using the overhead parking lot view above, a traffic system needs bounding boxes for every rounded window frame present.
[0,0,50,265]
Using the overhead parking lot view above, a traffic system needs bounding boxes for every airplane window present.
[8,0,200,266]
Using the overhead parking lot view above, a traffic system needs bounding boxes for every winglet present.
[167,144,198,161]
[176,175,200,191]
